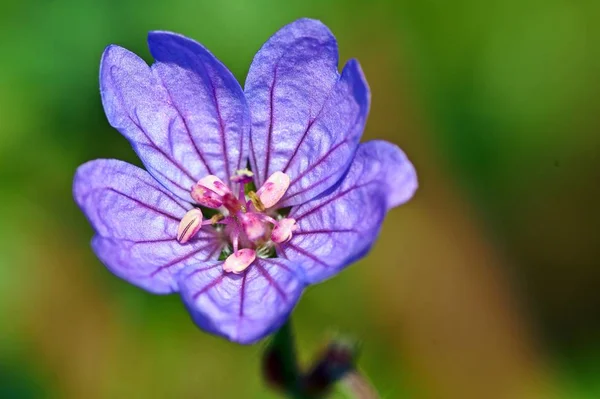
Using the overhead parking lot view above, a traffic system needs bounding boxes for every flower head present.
[74,19,417,344]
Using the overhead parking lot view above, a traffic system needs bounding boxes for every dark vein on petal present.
[114,236,214,246]
[284,139,352,203]
[257,263,288,301]
[288,138,350,186]
[105,188,181,221]
[181,261,222,280]
[283,173,336,204]
[238,272,247,318]
[264,67,278,182]
[192,275,225,300]
[130,149,193,195]
[108,67,197,185]
[180,246,224,281]
[157,73,214,177]
[129,111,197,183]
[149,243,218,277]
[249,130,259,185]
[211,84,231,182]
[150,164,192,194]
[281,75,338,174]
[117,237,176,244]
[284,243,330,268]
[237,118,245,179]
[281,117,316,174]
[292,182,374,221]
[293,228,358,236]
[266,259,294,274]
[126,172,190,211]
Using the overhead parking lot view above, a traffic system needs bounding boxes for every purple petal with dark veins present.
[245,19,370,205]
[280,140,417,284]
[178,258,305,344]
[74,159,223,293]
[278,59,370,206]
[100,35,249,202]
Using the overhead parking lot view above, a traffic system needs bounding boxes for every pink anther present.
[271,218,297,243]
[257,171,290,208]
[191,175,231,208]
[176,208,203,244]
[223,249,256,274]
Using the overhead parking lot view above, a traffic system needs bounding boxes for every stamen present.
[271,218,297,243]
[176,208,203,244]
[186,171,294,265]
[255,213,277,225]
[223,249,256,274]
[202,214,224,226]
[238,183,246,203]
[231,228,240,252]
[191,175,232,208]
[257,171,290,208]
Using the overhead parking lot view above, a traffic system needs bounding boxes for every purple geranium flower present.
[74,19,417,344]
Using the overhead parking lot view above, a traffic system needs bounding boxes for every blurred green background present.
[1,0,599,398]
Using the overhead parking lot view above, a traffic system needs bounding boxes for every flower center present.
[176,169,297,274]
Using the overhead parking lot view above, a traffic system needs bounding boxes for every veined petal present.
[280,141,417,284]
[279,60,370,206]
[73,160,223,293]
[100,34,249,201]
[246,19,369,205]
[178,258,305,344]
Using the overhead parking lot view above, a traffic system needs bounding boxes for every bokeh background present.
[1,0,599,398]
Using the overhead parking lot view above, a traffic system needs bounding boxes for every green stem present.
[268,320,312,398]
[270,320,299,391]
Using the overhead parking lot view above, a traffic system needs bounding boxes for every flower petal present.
[359,140,418,209]
[100,33,250,201]
[280,140,417,283]
[245,19,369,205]
[178,258,305,344]
[74,159,223,293]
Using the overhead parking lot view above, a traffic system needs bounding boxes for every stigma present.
[175,170,298,274]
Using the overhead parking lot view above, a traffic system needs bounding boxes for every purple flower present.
[73,19,417,344]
